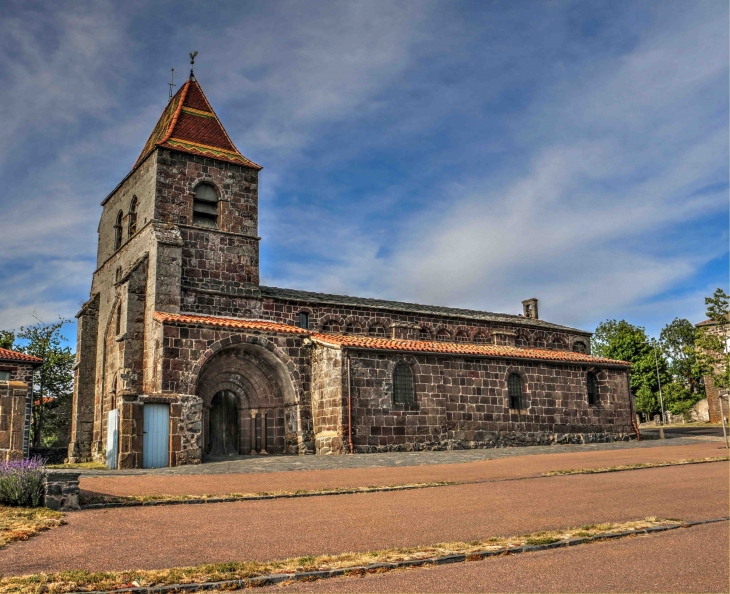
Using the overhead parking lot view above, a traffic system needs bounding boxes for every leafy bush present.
[0,457,47,507]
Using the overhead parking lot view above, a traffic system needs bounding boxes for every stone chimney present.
[522,298,539,320]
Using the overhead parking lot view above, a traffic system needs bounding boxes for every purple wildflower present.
[0,456,47,507]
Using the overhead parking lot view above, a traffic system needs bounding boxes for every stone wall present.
[0,381,29,461]
[345,351,632,453]
[703,374,725,424]
[311,346,346,454]
[260,297,590,354]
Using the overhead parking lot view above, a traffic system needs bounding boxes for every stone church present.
[67,72,634,468]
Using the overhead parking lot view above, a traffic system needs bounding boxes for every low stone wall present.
[352,430,631,453]
[44,471,80,511]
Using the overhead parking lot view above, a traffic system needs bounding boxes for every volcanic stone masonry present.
[66,73,635,468]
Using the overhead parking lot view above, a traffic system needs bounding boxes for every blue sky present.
[0,0,727,348]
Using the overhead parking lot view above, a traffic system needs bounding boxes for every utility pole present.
[653,340,666,425]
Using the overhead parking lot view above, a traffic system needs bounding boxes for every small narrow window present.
[587,372,599,406]
[393,363,414,406]
[128,196,138,237]
[193,183,219,228]
[115,304,122,336]
[508,373,523,409]
[298,312,309,329]
[114,210,123,250]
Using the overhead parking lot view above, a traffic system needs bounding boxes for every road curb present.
[72,517,729,594]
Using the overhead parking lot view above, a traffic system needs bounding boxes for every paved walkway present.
[277,520,729,593]
[3,460,727,576]
[80,441,727,498]
[75,435,722,477]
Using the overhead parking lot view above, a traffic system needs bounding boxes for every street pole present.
[653,341,666,425]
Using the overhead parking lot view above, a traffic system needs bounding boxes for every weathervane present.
[168,68,176,101]
[189,51,198,80]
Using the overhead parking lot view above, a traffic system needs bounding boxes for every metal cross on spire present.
[189,51,198,80]
[168,68,176,101]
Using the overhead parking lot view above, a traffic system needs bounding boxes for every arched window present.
[508,373,523,410]
[298,312,309,329]
[114,210,123,250]
[368,324,386,337]
[393,363,414,406]
[193,183,219,228]
[455,331,468,343]
[115,266,122,283]
[344,323,363,335]
[321,321,340,333]
[419,328,432,341]
[473,332,489,344]
[573,341,587,353]
[436,329,450,342]
[128,196,138,237]
[587,372,599,406]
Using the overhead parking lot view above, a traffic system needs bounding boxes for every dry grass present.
[0,507,65,549]
[80,482,454,506]
[0,517,679,594]
[47,462,107,470]
[543,456,729,476]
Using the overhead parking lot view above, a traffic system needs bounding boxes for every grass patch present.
[0,517,679,593]
[47,462,107,470]
[543,456,729,477]
[0,506,65,549]
[80,482,455,507]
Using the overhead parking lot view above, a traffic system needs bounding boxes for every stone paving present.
[75,435,723,477]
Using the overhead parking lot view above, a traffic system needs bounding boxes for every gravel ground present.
[1,461,726,576]
[74,436,722,478]
[79,441,727,498]
[275,520,729,593]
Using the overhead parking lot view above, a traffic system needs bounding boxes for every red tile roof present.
[153,312,309,335]
[135,79,261,170]
[153,312,628,367]
[0,347,43,364]
[310,334,629,366]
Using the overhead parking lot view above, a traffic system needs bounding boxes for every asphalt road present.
[1,461,726,576]
[641,426,727,438]
[278,520,730,593]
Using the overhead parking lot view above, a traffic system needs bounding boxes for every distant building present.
[68,72,633,469]
[0,347,43,460]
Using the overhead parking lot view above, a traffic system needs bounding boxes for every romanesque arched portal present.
[195,344,297,459]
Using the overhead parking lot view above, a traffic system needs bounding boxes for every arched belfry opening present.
[195,344,296,459]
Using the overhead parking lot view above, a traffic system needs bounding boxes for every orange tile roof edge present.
[152,311,309,335]
[309,334,630,367]
[0,347,43,364]
[153,312,629,367]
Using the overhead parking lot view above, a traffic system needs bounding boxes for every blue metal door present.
[106,409,119,470]
[143,404,169,469]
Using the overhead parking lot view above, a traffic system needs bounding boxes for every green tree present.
[696,288,730,395]
[593,319,669,420]
[0,330,14,350]
[659,318,705,415]
[16,318,75,447]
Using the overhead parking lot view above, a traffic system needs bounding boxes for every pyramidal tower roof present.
[135,78,261,170]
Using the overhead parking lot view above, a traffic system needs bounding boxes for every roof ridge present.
[159,79,190,146]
